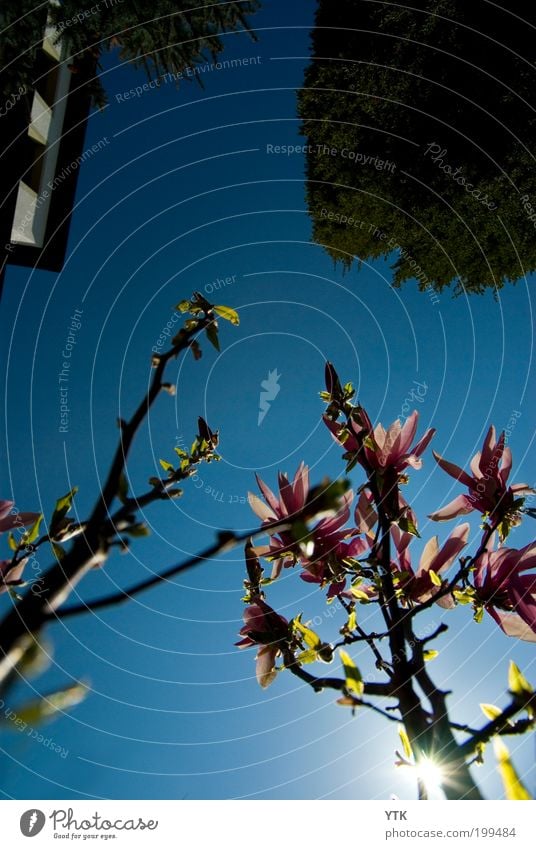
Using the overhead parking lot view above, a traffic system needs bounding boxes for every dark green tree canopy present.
[298,0,536,295]
[1,0,260,107]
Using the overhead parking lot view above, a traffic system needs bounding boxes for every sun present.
[416,757,445,795]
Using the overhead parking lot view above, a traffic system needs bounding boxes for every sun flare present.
[416,757,445,794]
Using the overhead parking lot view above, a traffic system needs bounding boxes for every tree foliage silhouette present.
[298,0,536,295]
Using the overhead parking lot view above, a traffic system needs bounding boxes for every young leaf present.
[159,459,174,472]
[480,703,503,721]
[398,517,421,537]
[398,725,413,760]
[213,305,240,325]
[293,618,322,651]
[423,649,439,661]
[51,488,78,527]
[22,514,43,546]
[125,523,150,538]
[508,661,533,698]
[296,649,319,665]
[339,649,364,697]
[428,569,442,587]
[494,739,532,800]
[10,683,88,727]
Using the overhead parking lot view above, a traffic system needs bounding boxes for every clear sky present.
[1,0,535,800]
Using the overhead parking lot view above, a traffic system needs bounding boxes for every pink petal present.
[479,425,497,472]
[404,454,424,470]
[373,423,387,454]
[510,483,536,495]
[270,559,285,580]
[417,536,439,576]
[255,474,281,514]
[427,522,470,577]
[0,500,14,521]
[428,495,474,522]
[354,491,378,534]
[509,582,536,633]
[0,510,41,534]
[315,489,353,535]
[398,411,419,456]
[488,608,536,642]
[432,450,474,488]
[411,427,436,459]
[0,557,28,594]
[248,493,277,522]
[499,446,512,486]
[515,541,536,574]
[292,462,310,510]
[278,472,298,515]
[436,593,456,609]
[470,451,482,477]
[256,645,278,688]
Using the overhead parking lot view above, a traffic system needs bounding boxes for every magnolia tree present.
[1,301,535,800]
[236,363,536,800]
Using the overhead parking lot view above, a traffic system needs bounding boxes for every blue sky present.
[1,0,535,800]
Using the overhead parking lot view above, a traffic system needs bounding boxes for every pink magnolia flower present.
[324,410,435,474]
[236,600,289,688]
[391,523,471,605]
[249,466,371,595]
[429,426,534,522]
[0,500,40,535]
[0,558,28,595]
[474,540,536,642]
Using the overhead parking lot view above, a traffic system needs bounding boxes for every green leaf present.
[398,517,421,537]
[453,589,473,605]
[205,323,220,351]
[7,532,18,551]
[423,649,439,661]
[21,514,43,546]
[398,725,413,760]
[213,305,240,325]
[428,569,441,587]
[159,459,174,472]
[339,649,364,696]
[473,605,484,623]
[508,661,533,698]
[480,703,503,721]
[293,617,322,650]
[350,587,370,602]
[10,683,88,727]
[494,739,532,800]
[51,488,78,527]
[347,610,357,632]
[125,523,150,538]
[176,300,191,313]
[295,649,319,665]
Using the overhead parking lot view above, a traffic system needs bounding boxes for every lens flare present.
[416,757,444,794]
